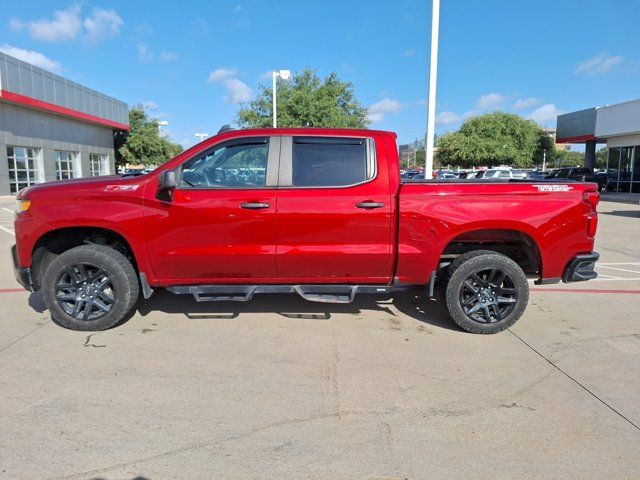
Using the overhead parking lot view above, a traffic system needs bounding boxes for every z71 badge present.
[104,184,140,191]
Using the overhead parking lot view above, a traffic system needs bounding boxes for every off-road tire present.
[42,245,139,331]
[444,250,529,334]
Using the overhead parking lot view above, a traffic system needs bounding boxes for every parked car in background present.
[526,169,550,180]
[457,171,478,179]
[476,168,518,179]
[545,167,608,192]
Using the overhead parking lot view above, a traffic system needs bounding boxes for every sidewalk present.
[600,191,640,205]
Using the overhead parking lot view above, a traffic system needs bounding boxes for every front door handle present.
[241,202,270,210]
[356,201,385,209]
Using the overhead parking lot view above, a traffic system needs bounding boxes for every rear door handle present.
[241,202,270,210]
[356,201,385,209]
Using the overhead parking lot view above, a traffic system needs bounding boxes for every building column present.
[585,140,596,170]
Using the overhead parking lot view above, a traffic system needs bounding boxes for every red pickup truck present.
[12,127,600,334]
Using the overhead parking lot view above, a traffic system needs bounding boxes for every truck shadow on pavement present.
[136,288,461,332]
[601,210,640,219]
[26,288,461,332]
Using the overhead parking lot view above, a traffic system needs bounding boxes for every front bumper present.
[562,252,599,283]
[11,244,34,292]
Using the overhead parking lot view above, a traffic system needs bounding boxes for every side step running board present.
[294,286,356,304]
[166,284,398,304]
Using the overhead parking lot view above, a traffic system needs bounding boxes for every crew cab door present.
[275,135,394,283]
[143,136,279,283]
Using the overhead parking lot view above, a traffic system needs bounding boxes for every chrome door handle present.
[241,202,270,210]
[356,201,385,209]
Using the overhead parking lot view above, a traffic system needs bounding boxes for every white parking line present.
[599,262,640,266]
[0,225,15,235]
[1,207,14,214]
[598,265,640,274]
[591,277,640,282]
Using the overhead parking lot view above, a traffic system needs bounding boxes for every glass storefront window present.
[89,153,108,176]
[633,146,640,193]
[7,146,41,195]
[55,151,78,180]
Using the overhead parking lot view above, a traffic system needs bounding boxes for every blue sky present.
[1,0,639,148]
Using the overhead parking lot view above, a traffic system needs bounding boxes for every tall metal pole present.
[272,71,277,128]
[425,0,440,178]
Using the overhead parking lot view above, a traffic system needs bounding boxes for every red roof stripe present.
[0,89,129,131]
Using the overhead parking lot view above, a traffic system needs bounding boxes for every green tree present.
[114,105,183,168]
[236,69,369,129]
[555,149,585,167]
[435,112,554,168]
[595,147,608,169]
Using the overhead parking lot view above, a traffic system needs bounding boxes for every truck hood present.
[18,174,148,199]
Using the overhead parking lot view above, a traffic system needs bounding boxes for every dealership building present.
[0,52,129,195]
[556,98,640,193]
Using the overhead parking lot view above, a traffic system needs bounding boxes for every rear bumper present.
[562,252,599,283]
[11,245,34,292]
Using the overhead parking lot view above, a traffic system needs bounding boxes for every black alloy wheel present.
[55,263,115,321]
[459,267,518,324]
[443,250,529,334]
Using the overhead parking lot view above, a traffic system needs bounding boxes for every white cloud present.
[403,49,415,57]
[141,100,158,110]
[259,70,274,80]
[528,104,564,124]
[11,5,123,44]
[10,5,82,42]
[575,53,623,75]
[435,111,460,125]
[367,98,404,123]
[514,97,541,110]
[0,44,62,73]
[137,44,153,63]
[207,68,237,82]
[159,50,179,61]
[234,4,243,12]
[476,92,506,109]
[207,68,252,103]
[435,109,475,126]
[222,78,252,103]
[84,8,123,42]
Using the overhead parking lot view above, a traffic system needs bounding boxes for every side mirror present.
[159,171,177,190]
[157,170,177,202]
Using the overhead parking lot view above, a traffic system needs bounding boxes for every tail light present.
[583,190,599,208]
[586,213,598,237]
[583,190,599,238]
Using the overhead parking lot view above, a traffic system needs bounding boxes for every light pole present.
[272,69,291,128]
[194,132,208,143]
[425,0,440,178]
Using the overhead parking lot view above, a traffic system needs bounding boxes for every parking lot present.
[0,195,639,479]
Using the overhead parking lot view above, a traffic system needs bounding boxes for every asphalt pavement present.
[0,195,639,480]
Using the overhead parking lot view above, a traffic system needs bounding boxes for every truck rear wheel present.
[444,250,529,334]
[41,245,139,331]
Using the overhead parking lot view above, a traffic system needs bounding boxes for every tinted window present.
[180,138,268,188]
[292,137,374,187]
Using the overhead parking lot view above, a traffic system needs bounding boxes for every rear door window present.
[291,137,375,187]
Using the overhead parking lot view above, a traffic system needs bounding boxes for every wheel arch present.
[439,227,543,278]
[30,226,140,290]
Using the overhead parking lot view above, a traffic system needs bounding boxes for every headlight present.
[16,199,31,214]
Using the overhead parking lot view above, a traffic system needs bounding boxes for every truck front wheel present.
[444,250,529,334]
[41,245,139,331]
